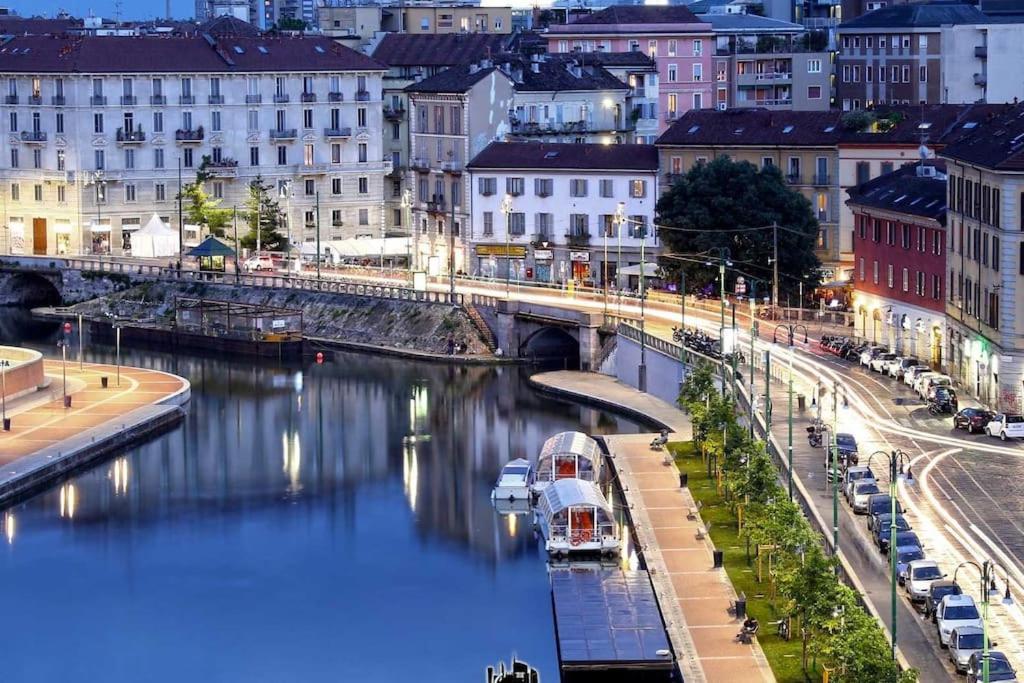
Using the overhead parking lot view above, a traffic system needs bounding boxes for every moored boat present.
[491,458,533,501]
[533,431,602,494]
[536,478,618,556]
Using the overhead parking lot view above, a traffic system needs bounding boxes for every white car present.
[936,594,983,648]
[904,365,931,387]
[860,346,885,367]
[905,559,944,604]
[870,352,897,373]
[918,375,952,399]
[985,414,1024,441]
[851,481,881,513]
[243,254,275,271]
[948,626,985,674]
[889,357,921,379]
[913,372,942,396]
[843,466,875,503]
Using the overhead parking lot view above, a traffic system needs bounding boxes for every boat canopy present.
[538,479,614,522]
[536,431,603,483]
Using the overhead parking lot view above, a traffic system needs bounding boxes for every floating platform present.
[550,567,674,681]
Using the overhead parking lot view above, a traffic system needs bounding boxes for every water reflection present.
[0,311,640,682]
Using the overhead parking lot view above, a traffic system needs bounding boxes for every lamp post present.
[705,247,732,397]
[401,189,413,281]
[501,193,513,300]
[1,357,9,430]
[954,560,1013,683]
[616,202,647,392]
[746,279,764,437]
[773,323,808,500]
[867,449,914,665]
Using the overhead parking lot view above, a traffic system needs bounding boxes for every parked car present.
[860,346,886,367]
[889,357,922,379]
[913,372,943,397]
[844,344,869,361]
[870,352,897,373]
[873,513,912,552]
[918,375,953,399]
[966,651,1017,683]
[954,408,997,434]
[887,530,923,555]
[851,481,881,513]
[843,466,875,503]
[895,545,925,585]
[835,433,858,465]
[243,254,275,272]
[986,414,1024,441]
[936,594,983,647]
[925,580,963,622]
[867,495,904,532]
[906,560,945,604]
[904,365,932,388]
[949,626,986,674]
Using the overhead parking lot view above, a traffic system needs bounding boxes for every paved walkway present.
[531,371,773,683]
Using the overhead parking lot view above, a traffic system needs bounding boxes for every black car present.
[867,496,905,532]
[885,530,922,555]
[954,407,997,434]
[925,580,962,621]
[967,651,1016,683]
[873,514,913,551]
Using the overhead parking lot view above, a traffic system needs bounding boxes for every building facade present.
[0,34,387,257]
[382,5,513,34]
[547,6,714,130]
[847,162,947,364]
[466,142,659,286]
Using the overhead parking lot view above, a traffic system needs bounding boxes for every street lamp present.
[705,247,733,396]
[745,278,765,437]
[954,560,1013,683]
[616,202,648,392]
[773,323,807,500]
[279,180,293,275]
[501,193,513,300]
[867,448,914,665]
[400,189,413,280]
[1,357,9,430]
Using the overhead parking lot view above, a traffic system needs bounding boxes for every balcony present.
[28,95,42,105]
[427,196,446,213]
[386,164,405,179]
[301,92,317,103]
[175,127,204,142]
[664,111,679,122]
[51,96,65,106]
[328,91,344,102]
[974,73,987,87]
[121,95,137,105]
[531,231,552,243]
[566,231,590,247]
[355,90,371,102]
[4,95,17,104]
[812,173,830,186]
[91,95,107,106]
[273,93,290,103]
[975,45,987,59]
[411,157,432,173]
[116,127,146,144]
[441,160,462,175]
[179,95,195,105]
[208,95,224,104]
[324,126,352,139]
[383,105,405,120]
[332,218,344,227]
[20,131,47,143]
[299,163,331,175]
[269,128,297,140]
[786,173,802,184]
[205,158,238,177]
[245,94,262,104]
[150,95,166,105]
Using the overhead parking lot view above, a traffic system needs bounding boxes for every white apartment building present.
[0,33,386,257]
[466,142,659,286]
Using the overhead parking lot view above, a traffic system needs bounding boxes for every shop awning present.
[618,262,661,277]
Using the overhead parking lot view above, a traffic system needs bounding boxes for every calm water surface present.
[0,310,639,682]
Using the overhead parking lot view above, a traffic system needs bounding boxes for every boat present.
[491,458,533,501]
[533,431,603,493]
[536,478,619,556]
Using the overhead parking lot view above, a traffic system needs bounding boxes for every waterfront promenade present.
[0,357,190,503]
[531,371,774,683]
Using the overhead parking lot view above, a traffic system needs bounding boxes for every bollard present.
[713,549,724,568]
[679,472,688,488]
[101,376,109,389]
[3,417,10,431]
[735,592,747,618]
[64,395,72,408]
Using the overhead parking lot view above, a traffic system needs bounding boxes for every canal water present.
[0,310,640,682]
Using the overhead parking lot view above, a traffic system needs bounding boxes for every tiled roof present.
[372,33,508,68]
[697,13,804,31]
[508,54,630,92]
[940,103,1024,171]
[0,34,384,73]
[565,5,703,25]
[198,15,260,37]
[0,17,80,35]
[657,109,844,147]
[838,0,989,29]
[846,162,947,224]
[404,64,508,94]
[568,51,656,69]
[841,103,1013,146]
[467,142,660,171]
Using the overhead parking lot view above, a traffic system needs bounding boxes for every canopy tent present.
[617,262,661,278]
[131,214,179,258]
[300,237,410,264]
[536,431,603,486]
[188,236,235,258]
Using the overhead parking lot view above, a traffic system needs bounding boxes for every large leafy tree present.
[180,162,231,237]
[656,156,822,301]
[240,176,286,252]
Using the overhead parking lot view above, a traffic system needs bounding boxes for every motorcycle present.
[806,426,823,448]
[927,399,953,416]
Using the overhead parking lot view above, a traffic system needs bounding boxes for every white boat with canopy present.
[536,478,618,556]
[533,431,603,493]
[491,458,533,501]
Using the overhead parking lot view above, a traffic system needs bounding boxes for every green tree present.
[180,163,231,237]
[678,360,717,410]
[655,156,822,301]
[275,17,307,31]
[240,176,286,252]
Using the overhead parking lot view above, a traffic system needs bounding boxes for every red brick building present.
[847,161,947,365]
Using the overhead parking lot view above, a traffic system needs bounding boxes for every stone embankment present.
[63,280,493,357]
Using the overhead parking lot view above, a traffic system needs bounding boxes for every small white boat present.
[536,478,619,556]
[491,458,533,501]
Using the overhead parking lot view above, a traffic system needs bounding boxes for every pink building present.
[547,6,713,133]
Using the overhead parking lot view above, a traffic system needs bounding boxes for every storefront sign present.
[533,249,553,260]
[475,244,527,257]
[570,251,590,263]
[271,319,286,330]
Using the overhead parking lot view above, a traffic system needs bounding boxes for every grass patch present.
[670,442,818,683]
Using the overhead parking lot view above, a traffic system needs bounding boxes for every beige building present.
[317,5,382,46]
[384,5,512,34]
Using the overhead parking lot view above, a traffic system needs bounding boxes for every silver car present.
[949,626,985,673]
[852,481,882,514]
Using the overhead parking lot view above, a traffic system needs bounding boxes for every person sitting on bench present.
[737,617,759,643]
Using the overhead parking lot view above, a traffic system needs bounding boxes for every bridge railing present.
[617,321,735,375]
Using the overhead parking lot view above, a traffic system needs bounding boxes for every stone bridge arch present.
[0,270,62,306]
[518,325,581,367]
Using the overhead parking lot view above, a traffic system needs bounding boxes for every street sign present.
[734,276,746,295]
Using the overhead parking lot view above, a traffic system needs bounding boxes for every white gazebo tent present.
[131,214,179,258]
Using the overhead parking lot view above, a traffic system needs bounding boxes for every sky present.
[7,0,195,21]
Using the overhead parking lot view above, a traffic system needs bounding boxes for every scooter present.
[806,426,823,448]
[927,399,953,416]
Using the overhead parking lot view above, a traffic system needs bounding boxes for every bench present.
[736,624,759,644]
[686,501,703,521]
[696,522,712,540]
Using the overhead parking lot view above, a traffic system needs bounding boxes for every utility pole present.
[255,184,261,257]
[77,312,83,370]
[315,192,321,282]
[449,177,456,302]
[177,157,183,271]
[772,221,779,311]
[232,207,240,284]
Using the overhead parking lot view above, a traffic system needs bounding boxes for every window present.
[211,110,221,132]
[858,257,865,281]
[570,179,588,197]
[359,209,369,226]
[32,149,41,169]
[333,209,343,227]
[153,111,163,133]
[901,66,910,82]
[183,148,193,168]
[33,184,42,202]
[358,177,368,194]
[154,183,165,202]
[668,64,678,83]
[569,214,589,235]
[692,64,702,82]
[630,180,647,198]
[668,39,677,56]
[9,184,17,201]
[479,177,497,196]
[506,177,525,196]
[332,178,342,195]
[304,179,315,197]
[124,184,136,202]
[891,65,899,83]
[249,146,259,166]
[94,113,104,134]
[994,236,1000,271]
[852,65,861,82]
[808,59,822,73]
[508,212,526,235]
[55,112,64,134]
[124,148,135,170]
[648,39,657,58]
[57,149,65,171]
[693,39,703,56]
[534,178,553,197]
[887,263,894,288]
[920,65,927,82]
[873,260,879,284]
[667,94,677,115]
[535,213,553,237]
[483,211,494,236]
[94,149,103,170]
[808,86,822,99]
[357,107,367,127]
[600,179,614,197]
[358,143,367,163]
[303,144,315,166]
[902,267,909,292]
[933,273,941,299]
[693,92,702,110]
[277,146,287,165]
[916,270,925,296]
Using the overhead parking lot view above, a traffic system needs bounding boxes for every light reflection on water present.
[0,310,641,682]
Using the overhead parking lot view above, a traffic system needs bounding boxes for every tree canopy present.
[655,156,822,302]
[240,176,286,252]
[179,161,231,237]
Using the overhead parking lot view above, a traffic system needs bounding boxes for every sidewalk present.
[531,372,773,683]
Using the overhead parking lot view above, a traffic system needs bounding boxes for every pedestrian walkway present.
[531,371,773,683]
